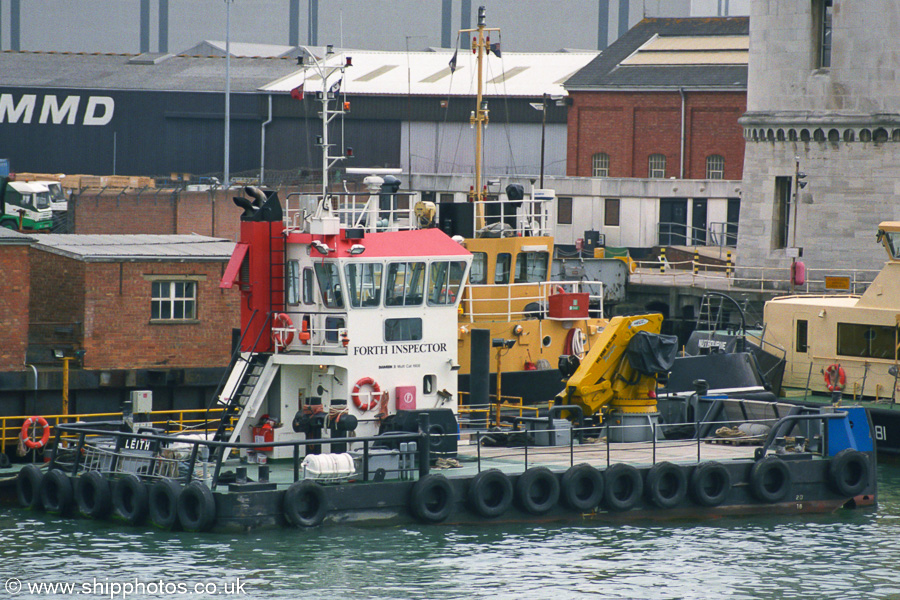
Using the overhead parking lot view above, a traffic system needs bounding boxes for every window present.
[557,196,573,225]
[514,251,549,283]
[428,260,467,305]
[837,323,896,359]
[796,320,808,353]
[344,263,383,308]
[816,0,833,69]
[773,176,792,250]
[495,253,511,284]
[706,155,725,180]
[314,262,344,308]
[151,281,196,321]
[385,261,425,306]
[592,152,610,177]
[470,252,487,285]
[648,154,666,178]
[385,318,423,342]
[302,268,315,305]
[286,261,300,305]
[605,199,620,227]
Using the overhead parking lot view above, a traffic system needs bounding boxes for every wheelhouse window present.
[302,268,315,305]
[495,253,512,284]
[837,323,896,359]
[385,317,423,342]
[314,262,344,308]
[385,261,425,306]
[344,263,383,308]
[151,281,196,321]
[286,261,300,305]
[706,155,725,180]
[470,252,487,285]
[428,260,467,305]
[592,152,610,177]
[648,154,666,178]
[514,251,549,283]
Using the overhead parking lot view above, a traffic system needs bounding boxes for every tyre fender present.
[149,478,182,530]
[644,461,687,509]
[177,481,217,532]
[16,464,44,510]
[749,456,792,503]
[410,474,454,523]
[829,449,870,497]
[40,469,74,515]
[467,469,513,518]
[690,462,731,507]
[112,474,148,525]
[560,463,604,511]
[515,467,560,515]
[603,463,643,511]
[75,471,113,519]
[284,480,328,528]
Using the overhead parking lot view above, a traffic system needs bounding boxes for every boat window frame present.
[343,262,384,309]
[313,261,345,309]
[514,251,549,283]
[384,261,426,307]
[469,252,488,285]
[836,322,897,360]
[384,317,423,342]
[427,260,468,306]
[302,267,316,305]
[286,260,300,306]
[495,253,512,284]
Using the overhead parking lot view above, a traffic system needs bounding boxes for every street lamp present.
[223,0,234,188]
[529,94,566,189]
[53,348,85,416]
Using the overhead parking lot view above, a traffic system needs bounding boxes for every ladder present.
[213,353,277,442]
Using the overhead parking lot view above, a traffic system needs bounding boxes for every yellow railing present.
[457,392,546,429]
[2,408,225,454]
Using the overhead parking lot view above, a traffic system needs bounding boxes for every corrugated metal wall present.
[400,121,567,176]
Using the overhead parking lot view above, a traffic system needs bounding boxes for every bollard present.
[693,249,700,275]
[659,248,666,273]
[726,250,733,277]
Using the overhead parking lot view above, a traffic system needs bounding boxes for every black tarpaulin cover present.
[626,331,679,376]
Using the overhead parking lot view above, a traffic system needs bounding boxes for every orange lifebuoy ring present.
[20,416,50,450]
[352,377,381,411]
[824,364,846,392]
[553,285,565,295]
[272,313,295,347]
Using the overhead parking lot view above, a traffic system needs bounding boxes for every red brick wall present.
[72,190,242,242]
[82,261,239,370]
[0,245,31,370]
[30,251,85,325]
[567,91,746,180]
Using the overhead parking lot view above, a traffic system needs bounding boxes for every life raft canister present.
[352,377,381,411]
[824,363,846,392]
[20,416,50,450]
[272,313,295,348]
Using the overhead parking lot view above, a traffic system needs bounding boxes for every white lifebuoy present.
[352,377,381,411]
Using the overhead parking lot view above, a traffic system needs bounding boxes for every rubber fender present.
[829,449,870,497]
[467,469,513,518]
[148,478,182,530]
[749,456,792,503]
[177,481,217,532]
[603,464,643,511]
[515,467,560,515]
[284,480,328,528]
[560,463,604,511]
[689,462,731,507]
[40,469,74,515]
[112,474,148,525]
[644,462,687,509]
[410,474,454,523]
[75,471,113,519]
[16,464,44,510]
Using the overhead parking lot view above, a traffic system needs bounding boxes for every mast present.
[460,6,498,205]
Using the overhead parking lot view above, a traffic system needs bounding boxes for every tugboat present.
[765,221,900,455]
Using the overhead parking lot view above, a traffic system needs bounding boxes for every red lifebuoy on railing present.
[824,364,846,392]
[20,416,50,450]
[553,285,565,295]
[272,313,295,348]
[352,377,381,411]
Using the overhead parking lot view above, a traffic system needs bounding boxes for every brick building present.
[0,228,34,371]
[566,18,748,181]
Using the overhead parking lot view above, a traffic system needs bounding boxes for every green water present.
[2,465,900,600]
